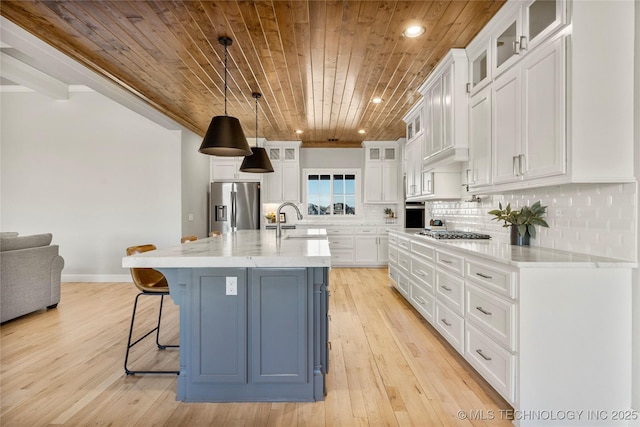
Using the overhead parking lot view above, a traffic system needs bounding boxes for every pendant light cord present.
[255,96,258,147]
[224,43,228,116]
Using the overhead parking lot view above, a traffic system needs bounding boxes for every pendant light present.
[239,92,274,173]
[199,37,252,156]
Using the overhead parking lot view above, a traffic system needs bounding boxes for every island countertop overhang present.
[122,229,331,269]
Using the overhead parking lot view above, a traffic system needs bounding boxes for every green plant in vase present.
[384,208,394,218]
[488,201,549,245]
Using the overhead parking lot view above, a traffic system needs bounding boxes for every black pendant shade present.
[198,36,252,157]
[239,146,274,173]
[199,115,251,156]
[240,92,274,173]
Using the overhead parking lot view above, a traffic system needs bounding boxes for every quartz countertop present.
[122,229,331,269]
[392,229,636,268]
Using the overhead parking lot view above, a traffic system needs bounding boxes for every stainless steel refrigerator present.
[209,182,261,234]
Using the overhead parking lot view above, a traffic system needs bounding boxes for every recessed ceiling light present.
[372,97,383,104]
[358,129,366,134]
[295,129,304,134]
[402,25,426,38]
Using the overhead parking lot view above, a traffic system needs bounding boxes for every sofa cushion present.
[0,232,19,238]
[1,233,53,252]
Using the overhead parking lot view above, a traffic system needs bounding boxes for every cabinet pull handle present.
[476,349,492,361]
[441,318,452,327]
[476,306,492,316]
[512,155,519,176]
[440,285,452,292]
[513,40,520,54]
[518,154,526,175]
[416,269,426,277]
[328,314,332,321]
[328,341,332,350]
[519,35,528,51]
[416,296,426,304]
[441,259,452,264]
[476,272,493,279]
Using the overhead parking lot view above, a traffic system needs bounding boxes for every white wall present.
[181,130,210,238]
[1,87,182,281]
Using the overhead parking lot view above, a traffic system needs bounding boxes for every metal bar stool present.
[124,244,179,375]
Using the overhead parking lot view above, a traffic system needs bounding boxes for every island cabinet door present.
[250,268,309,383]
[189,268,248,384]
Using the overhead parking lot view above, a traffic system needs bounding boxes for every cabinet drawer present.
[326,227,354,235]
[389,265,398,286]
[435,302,464,354]
[328,236,354,249]
[355,227,376,235]
[396,271,410,298]
[410,240,436,263]
[330,249,354,265]
[410,281,434,324]
[436,270,465,316]
[466,283,517,351]
[466,259,517,299]
[397,236,410,251]
[388,233,398,245]
[397,249,410,273]
[436,250,465,276]
[410,257,435,293]
[465,323,516,404]
[388,245,398,265]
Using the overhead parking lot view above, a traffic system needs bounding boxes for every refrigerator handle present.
[231,190,236,229]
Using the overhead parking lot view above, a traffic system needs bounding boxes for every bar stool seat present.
[124,244,179,375]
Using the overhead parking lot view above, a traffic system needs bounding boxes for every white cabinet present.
[492,0,566,77]
[354,226,396,266]
[362,142,400,204]
[404,138,422,199]
[492,35,565,185]
[211,157,256,182]
[467,86,492,188]
[263,142,301,203]
[389,230,633,415]
[418,49,469,170]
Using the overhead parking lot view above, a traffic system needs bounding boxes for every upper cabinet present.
[418,49,469,170]
[493,0,566,77]
[211,157,259,182]
[362,141,400,204]
[402,101,424,200]
[465,0,635,193]
[263,141,301,203]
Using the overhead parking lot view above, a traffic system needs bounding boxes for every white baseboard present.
[62,274,131,283]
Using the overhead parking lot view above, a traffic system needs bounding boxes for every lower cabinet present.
[178,267,329,402]
[387,230,633,421]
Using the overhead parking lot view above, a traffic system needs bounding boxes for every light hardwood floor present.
[1,268,513,426]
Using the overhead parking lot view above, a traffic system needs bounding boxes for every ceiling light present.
[295,129,304,134]
[240,92,274,173]
[358,129,366,134]
[372,97,383,104]
[199,37,252,156]
[402,25,426,38]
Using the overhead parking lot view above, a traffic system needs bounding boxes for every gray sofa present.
[0,232,64,323]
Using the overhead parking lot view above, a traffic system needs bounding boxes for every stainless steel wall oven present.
[404,202,425,229]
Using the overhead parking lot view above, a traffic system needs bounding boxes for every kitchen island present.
[122,229,331,402]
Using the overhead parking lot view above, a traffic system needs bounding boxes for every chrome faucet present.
[276,202,303,237]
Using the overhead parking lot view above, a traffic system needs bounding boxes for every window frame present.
[302,168,362,218]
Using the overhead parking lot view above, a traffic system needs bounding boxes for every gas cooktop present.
[416,230,492,240]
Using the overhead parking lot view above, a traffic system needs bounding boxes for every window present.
[304,169,360,216]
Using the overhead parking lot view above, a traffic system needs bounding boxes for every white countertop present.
[122,229,331,269]
[393,229,636,268]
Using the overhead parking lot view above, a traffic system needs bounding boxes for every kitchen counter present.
[122,229,330,403]
[392,228,636,268]
[122,229,330,269]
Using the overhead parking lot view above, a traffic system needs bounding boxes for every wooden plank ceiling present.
[0,1,504,147]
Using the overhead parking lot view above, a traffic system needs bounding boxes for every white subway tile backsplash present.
[426,182,637,261]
